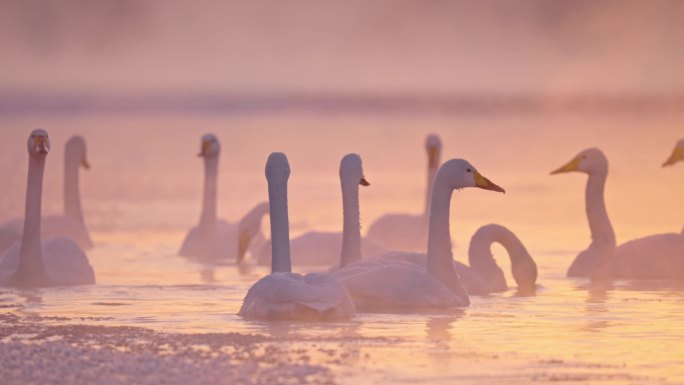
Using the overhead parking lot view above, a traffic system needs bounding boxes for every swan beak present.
[360,177,370,186]
[474,172,505,193]
[550,157,581,175]
[663,147,684,167]
[81,158,91,170]
[237,229,251,263]
[34,136,49,154]
[198,141,211,157]
[428,147,440,168]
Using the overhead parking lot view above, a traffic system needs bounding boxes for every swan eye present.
[466,168,472,173]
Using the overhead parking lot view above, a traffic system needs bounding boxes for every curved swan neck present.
[585,172,616,248]
[16,154,49,285]
[468,227,500,271]
[267,172,291,274]
[64,150,84,225]
[469,225,532,280]
[340,177,362,268]
[199,156,219,228]
[240,202,269,227]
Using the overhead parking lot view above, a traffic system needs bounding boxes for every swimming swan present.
[0,130,95,287]
[239,153,355,320]
[256,154,385,267]
[179,134,269,262]
[551,148,684,279]
[366,134,442,251]
[332,159,505,309]
[0,135,93,254]
[378,224,537,295]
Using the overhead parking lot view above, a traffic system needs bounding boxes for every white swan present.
[331,159,505,309]
[239,153,355,320]
[663,139,684,235]
[366,134,442,251]
[662,138,684,168]
[551,148,684,279]
[0,135,93,254]
[0,129,95,287]
[255,154,386,267]
[179,134,269,262]
[378,224,537,295]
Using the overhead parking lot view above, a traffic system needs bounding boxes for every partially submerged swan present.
[0,135,93,254]
[256,154,385,267]
[378,224,537,295]
[239,153,355,320]
[552,148,684,279]
[332,159,505,309]
[366,134,442,251]
[0,129,95,287]
[179,134,268,262]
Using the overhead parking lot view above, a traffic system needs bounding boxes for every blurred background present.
[1,0,682,255]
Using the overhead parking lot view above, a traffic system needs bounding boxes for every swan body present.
[332,158,506,309]
[597,233,684,279]
[366,134,442,251]
[374,224,537,295]
[0,238,94,286]
[239,153,354,320]
[552,147,684,279]
[0,135,93,254]
[0,129,95,287]
[179,134,268,262]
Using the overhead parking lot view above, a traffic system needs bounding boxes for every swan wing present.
[603,233,684,279]
[239,272,355,320]
[332,259,466,309]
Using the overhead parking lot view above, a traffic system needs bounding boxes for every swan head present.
[439,159,505,193]
[198,134,220,158]
[550,148,608,176]
[27,129,50,156]
[425,134,442,168]
[340,153,370,187]
[265,152,290,183]
[663,139,684,167]
[65,135,90,169]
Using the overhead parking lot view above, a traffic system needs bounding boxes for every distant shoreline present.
[2,92,683,116]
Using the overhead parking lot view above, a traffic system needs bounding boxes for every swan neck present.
[268,177,291,273]
[64,152,84,225]
[423,163,438,221]
[340,179,362,268]
[17,155,48,283]
[585,172,616,248]
[425,176,467,302]
[199,156,218,228]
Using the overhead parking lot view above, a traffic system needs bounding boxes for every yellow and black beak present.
[237,229,252,263]
[360,176,370,186]
[198,140,212,157]
[663,147,684,167]
[550,157,581,175]
[81,158,91,170]
[34,136,49,154]
[474,172,505,193]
